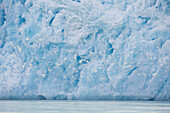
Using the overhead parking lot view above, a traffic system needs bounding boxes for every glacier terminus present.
[0,0,169,100]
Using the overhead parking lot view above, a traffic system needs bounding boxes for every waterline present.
[0,100,169,113]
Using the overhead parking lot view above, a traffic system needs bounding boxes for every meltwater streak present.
[0,100,169,113]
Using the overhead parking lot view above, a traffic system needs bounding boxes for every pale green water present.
[0,100,169,113]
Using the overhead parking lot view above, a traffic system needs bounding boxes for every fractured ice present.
[0,0,169,100]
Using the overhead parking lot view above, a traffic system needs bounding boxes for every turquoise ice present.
[0,0,169,100]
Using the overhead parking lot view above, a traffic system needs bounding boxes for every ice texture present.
[0,0,169,100]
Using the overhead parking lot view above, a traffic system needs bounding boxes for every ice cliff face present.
[0,0,169,100]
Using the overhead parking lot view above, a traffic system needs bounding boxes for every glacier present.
[0,0,169,100]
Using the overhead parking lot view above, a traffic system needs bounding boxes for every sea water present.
[0,100,169,113]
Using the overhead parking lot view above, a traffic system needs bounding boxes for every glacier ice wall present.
[0,0,169,100]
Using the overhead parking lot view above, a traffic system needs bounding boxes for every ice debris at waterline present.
[0,0,169,100]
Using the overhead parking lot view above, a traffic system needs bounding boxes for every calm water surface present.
[0,100,169,113]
